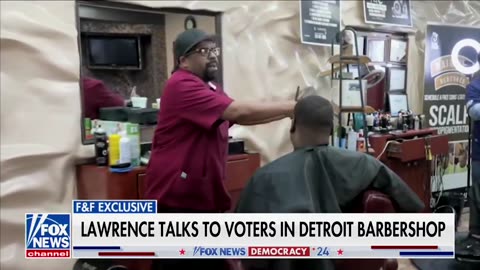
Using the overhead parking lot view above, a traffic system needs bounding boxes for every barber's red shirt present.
[82,77,124,120]
[144,69,234,212]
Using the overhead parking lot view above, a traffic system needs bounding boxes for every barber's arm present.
[227,85,317,125]
[222,100,295,126]
[95,82,126,108]
[174,78,294,129]
[466,81,480,121]
[236,114,288,126]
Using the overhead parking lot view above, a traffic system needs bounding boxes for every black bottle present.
[94,125,108,166]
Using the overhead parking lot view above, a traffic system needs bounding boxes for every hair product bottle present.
[94,125,108,166]
[108,134,121,166]
[119,131,131,165]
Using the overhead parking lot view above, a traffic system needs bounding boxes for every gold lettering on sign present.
[431,56,456,77]
[434,72,470,91]
[430,55,473,78]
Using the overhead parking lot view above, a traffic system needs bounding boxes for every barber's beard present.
[203,68,217,82]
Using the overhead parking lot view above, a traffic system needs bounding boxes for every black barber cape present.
[235,146,425,270]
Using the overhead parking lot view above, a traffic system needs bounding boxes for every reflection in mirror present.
[76,1,222,149]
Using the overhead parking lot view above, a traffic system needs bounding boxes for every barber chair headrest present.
[73,259,128,270]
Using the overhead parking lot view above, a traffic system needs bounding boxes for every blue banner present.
[72,200,157,214]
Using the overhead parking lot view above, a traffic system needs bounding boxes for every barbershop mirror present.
[76,1,223,144]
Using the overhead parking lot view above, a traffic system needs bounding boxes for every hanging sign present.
[423,23,480,190]
[300,0,341,46]
[363,0,412,27]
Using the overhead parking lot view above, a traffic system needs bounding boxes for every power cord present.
[431,154,446,209]
[375,140,401,159]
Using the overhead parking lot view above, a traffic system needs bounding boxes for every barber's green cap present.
[174,29,216,60]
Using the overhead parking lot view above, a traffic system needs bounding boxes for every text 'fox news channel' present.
[25,200,455,259]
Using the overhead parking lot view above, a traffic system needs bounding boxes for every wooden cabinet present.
[75,153,260,270]
[76,153,261,211]
[369,129,449,212]
[225,154,260,212]
[75,165,144,199]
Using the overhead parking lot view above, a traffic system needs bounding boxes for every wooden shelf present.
[328,55,371,65]
[319,67,340,77]
[339,106,376,113]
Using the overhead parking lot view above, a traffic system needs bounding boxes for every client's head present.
[290,95,333,150]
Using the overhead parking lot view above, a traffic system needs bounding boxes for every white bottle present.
[119,131,131,164]
[366,114,374,129]
[347,127,358,151]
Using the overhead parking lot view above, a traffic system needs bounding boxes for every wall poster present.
[423,23,480,191]
[300,0,341,46]
[363,0,412,27]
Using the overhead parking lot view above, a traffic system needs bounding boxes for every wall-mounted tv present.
[86,35,142,70]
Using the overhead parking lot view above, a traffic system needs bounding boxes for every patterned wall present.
[80,18,167,106]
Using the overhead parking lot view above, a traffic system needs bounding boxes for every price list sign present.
[300,0,341,46]
[363,0,412,27]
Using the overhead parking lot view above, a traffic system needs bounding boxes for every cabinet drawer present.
[225,154,260,191]
[76,165,140,200]
[225,158,251,191]
[225,153,261,211]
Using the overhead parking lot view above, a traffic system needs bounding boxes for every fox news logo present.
[193,247,246,257]
[25,213,71,258]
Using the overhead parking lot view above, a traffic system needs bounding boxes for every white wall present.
[1,1,479,270]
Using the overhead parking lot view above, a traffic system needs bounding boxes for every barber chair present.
[232,191,399,270]
[335,190,399,270]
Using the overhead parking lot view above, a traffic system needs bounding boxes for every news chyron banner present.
[26,200,455,259]
[423,24,480,189]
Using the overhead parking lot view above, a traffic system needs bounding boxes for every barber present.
[82,77,127,120]
[457,52,480,260]
[145,29,295,269]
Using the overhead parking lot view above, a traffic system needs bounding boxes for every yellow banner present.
[434,72,469,91]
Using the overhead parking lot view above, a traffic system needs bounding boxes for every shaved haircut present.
[292,95,334,133]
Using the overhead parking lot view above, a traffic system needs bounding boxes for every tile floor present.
[397,208,470,270]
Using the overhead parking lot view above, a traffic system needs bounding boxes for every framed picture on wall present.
[390,39,407,62]
[367,39,385,62]
[388,66,407,91]
[388,93,409,116]
[341,79,367,107]
[353,36,365,55]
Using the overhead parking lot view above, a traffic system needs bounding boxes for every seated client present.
[235,95,425,270]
